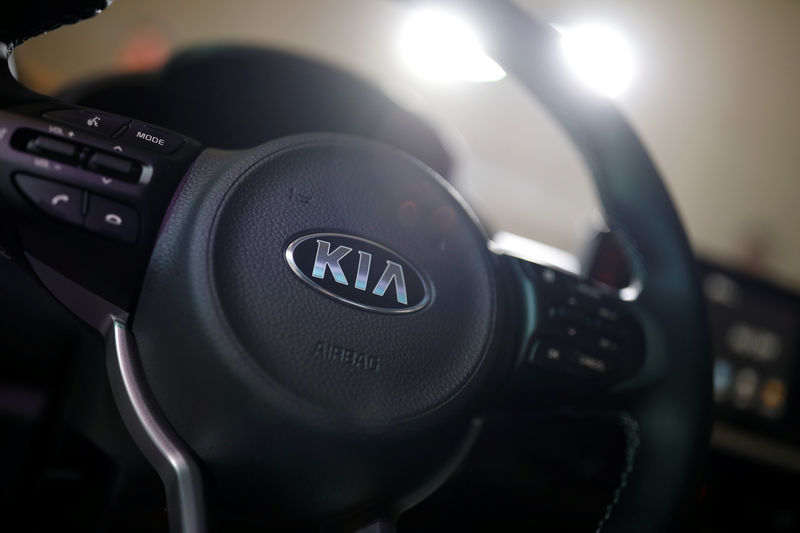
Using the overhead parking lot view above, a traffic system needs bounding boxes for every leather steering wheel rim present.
[455,1,712,530]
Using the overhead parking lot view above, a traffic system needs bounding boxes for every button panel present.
[1,105,199,250]
[12,129,143,184]
[0,103,204,310]
[526,264,645,382]
[14,173,140,243]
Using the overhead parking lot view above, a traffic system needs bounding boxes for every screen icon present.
[713,359,733,400]
[732,367,759,409]
[760,378,786,417]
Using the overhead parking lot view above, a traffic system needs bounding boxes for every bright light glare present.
[399,9,506,83]
[558,24,634,98]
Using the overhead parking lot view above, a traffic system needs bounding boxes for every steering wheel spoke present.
[107,320,207,533]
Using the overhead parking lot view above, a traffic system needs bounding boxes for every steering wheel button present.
[14,174,84,226]
[597,306,619,321]
[572,280,607,299]
[44,108,130,137]
[574,352,614,376]
[530,338,575,370]
[87,151,137,181]
[86,195,139,243]
[551,304,596,327]
[597,336,620,352]
[122,122,184,153]
[552,322,594,344]
[27,135,78,160]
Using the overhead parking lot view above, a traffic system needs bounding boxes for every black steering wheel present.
[0,1,711,532]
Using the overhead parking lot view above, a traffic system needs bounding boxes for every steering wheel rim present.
[466,2,713,529]
[0,1,712,531]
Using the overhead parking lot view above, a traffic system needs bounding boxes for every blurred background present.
[11,0,800,291]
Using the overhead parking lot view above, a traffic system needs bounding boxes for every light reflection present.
[399,9,506,83]
[557,23,634,98]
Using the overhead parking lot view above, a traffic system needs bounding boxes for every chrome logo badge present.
[285,233,432,313]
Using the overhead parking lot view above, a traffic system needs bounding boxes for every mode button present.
[121,122,184,154]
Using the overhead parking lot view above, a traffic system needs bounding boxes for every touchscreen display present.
[704,267,799,420]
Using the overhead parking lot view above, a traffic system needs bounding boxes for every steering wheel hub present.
[130,135,502,517]
[198,136,497,424]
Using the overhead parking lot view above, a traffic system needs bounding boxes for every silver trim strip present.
[108,320,206,533]
[712,422,800,473]
[488,231,580,275]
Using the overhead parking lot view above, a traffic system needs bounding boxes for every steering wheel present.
[0,1,711,531]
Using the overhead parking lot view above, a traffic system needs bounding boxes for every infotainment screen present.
[703,264,800,421]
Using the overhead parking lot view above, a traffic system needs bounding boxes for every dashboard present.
[705,264,799,432]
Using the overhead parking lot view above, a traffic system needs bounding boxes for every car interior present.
[1,1,798,532]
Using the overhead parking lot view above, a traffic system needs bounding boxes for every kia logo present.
[285,233,432,313]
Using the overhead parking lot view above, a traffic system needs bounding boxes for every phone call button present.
[15,174,83,225]
[86,195,139,243]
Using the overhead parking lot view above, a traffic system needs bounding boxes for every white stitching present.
[595,412,641,533]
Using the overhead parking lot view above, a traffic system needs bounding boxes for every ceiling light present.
[557,23,634,98]
[399,9,506,83]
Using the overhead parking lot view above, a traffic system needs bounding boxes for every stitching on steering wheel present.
[594,412,641,533]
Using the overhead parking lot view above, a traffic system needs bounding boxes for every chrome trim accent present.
[285,232,433,314]
[372,260,409,304]
[488,231,580,275]
[712,422,800,473]
[311,239,351,284]
[108,321,206,533]
[354,250,372,291]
